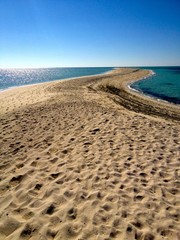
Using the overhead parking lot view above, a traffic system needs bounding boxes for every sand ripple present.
[0,69,179,240]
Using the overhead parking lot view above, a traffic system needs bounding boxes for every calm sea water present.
[131,67,180,104]
[0,66,179,105]
[0,67,114,91]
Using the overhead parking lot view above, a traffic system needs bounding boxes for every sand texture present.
[0,68,180,240]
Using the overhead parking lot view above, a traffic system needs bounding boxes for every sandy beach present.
[0,68,179,240]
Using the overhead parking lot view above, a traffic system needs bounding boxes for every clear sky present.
[0,0,180,68]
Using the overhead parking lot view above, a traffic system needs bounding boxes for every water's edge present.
[1,67,179,106]
[0,68,114,93]
[128,69,180,105]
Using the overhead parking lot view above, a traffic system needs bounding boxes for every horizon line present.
[0,65,180,69]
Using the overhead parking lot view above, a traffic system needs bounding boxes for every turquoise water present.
[0,67,114,91]
[1,66,180,105]
[131,67,180,104]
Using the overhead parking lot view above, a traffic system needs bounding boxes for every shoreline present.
[0,68,179,240]
[2,67,179,109]
[127,70,155,95]
[128,70,180,106]
[0,68,115,94]
[91,68,180,122]
[0,68,180,122]
[0,68,179,121]
[112,70,180,121]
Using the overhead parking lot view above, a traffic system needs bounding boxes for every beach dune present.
[0,68,179,240]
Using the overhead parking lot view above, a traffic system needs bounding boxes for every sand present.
[0,68,179,240]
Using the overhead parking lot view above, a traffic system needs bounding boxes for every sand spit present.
[0,68,179,240]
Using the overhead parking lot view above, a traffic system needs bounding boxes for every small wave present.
[127,85,140,93]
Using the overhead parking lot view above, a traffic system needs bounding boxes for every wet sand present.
[0,68,179,240]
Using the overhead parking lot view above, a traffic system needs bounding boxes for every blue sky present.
[0,0,180,68]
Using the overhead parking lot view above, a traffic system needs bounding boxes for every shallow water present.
[131,67,180,104]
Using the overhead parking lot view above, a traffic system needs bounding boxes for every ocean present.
[0,67,114,91]
[0,66,179,105]
[130,66,180,104]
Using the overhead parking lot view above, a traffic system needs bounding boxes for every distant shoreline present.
[0,67,179,121]
[92,68,180,122]
[1,66,179,106]
[0,67,179,240]
[0,67,115,93]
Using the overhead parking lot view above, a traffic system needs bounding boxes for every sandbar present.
[0,68,179,240]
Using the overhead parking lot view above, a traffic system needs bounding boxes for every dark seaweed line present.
[103,85,180,122]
